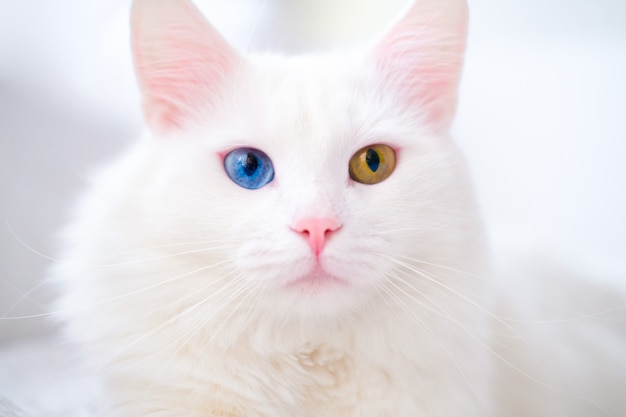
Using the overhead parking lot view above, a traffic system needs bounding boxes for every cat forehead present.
[249,53,364,122]
[202,53,410,152]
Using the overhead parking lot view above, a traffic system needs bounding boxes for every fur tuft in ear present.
[131,0,241,135]
[372,0,468,129]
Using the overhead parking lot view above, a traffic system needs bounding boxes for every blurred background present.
[1,0,625,346]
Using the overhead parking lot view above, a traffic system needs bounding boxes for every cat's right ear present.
[131,0,241,135]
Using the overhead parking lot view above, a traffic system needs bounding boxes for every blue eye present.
[224,148,275,190]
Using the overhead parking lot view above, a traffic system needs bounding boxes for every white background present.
[1,0,625,344]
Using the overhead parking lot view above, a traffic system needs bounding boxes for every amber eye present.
[349,144,396,184]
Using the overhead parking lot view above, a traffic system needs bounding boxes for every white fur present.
[53,1,625,416]
[55,51,489,416]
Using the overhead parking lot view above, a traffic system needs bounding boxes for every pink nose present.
[293,218,340,256]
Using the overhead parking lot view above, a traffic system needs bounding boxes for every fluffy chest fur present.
[83,297,488,417]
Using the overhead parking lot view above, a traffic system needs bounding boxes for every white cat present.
[54,0,625,416]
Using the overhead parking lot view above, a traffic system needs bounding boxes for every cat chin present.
[266,276,376,323]
[268,294,368,323]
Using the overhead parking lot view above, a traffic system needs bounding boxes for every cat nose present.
[293,218,340,256]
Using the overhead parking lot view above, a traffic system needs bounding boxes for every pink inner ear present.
[138,44,231,131]
[373,1,468,128]
[377,46,461,125]
[132,0,239,134]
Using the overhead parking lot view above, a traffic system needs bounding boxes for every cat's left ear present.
[131,0,242,135]
[371,0,468,130]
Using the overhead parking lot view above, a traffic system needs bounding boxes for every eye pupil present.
[244,153,258,176]
[365,148,380,172]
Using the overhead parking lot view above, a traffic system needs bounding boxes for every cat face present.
[89,0,476,324]
[134,63,466,319]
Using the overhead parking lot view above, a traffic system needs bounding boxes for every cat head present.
[88,0,476,327]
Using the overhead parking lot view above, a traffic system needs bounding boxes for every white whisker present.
[92,272,247,375]
[381,252,617,414]
[374,279,480,402]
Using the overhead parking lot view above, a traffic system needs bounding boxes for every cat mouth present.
[285,267,348,293]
